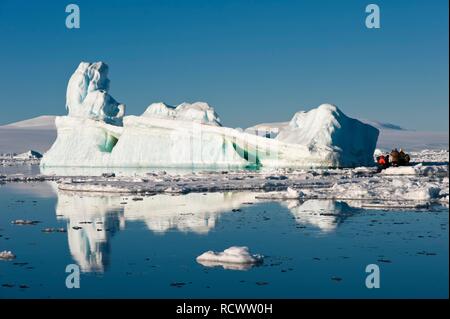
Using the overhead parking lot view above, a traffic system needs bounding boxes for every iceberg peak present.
[142,101,221,126]
[276,103,379,166]
[66,61,125,126]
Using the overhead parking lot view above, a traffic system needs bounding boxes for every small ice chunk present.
[196,246,263,266]
[256,187,304,200]
[286,187,299,198]
[0,250,16,260]
[401,185,441,201]
[382,166,417,175]
[11,219,40,225]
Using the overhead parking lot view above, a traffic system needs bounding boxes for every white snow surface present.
[143,102,221,126]
[196,246,262,265]
[245,121,287,138]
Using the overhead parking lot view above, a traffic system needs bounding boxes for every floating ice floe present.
[4,154,449,206]
[382,166,418,175]
[41,61,379,169]
[399,185,442,201]
[361,202,430,210]
[382,163,448,176]
[41,227,67,233]
[11,219,40,225]
[256,187,304,200]
[255,169,447,204]
[196,246,263,270]
[0,250,16,260]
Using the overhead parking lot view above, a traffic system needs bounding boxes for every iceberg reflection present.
[284,199,358,232]
[55,190,256,272]
[196,260,256,271]
[53,186,357,273]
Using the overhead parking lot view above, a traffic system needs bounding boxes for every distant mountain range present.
[0,115,57,130]
[359,119,406,131]
[0,116,57,154]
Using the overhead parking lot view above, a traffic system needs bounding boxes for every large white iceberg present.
[41,61,379,168]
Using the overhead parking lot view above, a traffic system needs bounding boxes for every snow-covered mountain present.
[0,115,56,130]
[359,119,448,151]
[0,116,57,154]
[359,120,406,131]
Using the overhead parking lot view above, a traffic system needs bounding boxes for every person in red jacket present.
[376,154,390,169]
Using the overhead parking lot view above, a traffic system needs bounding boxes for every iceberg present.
[41,61,379,169]
[196,246,263,266]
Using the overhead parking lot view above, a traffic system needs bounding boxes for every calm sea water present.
[0,182,448,298]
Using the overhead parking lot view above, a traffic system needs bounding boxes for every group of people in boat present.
[376,148,410,169]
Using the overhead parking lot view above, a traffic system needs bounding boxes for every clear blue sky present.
[0,0,448,130]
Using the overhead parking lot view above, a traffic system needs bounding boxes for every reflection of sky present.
[0,180,57,198]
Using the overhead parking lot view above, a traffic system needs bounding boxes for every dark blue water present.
[0,182,448,298]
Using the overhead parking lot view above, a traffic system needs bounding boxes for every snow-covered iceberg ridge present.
[41,61,379,168]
